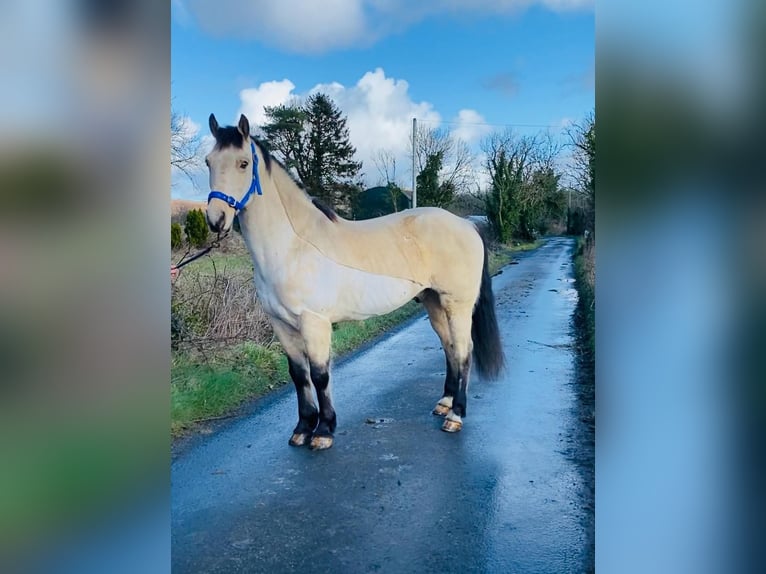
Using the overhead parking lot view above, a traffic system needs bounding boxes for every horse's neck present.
[238,159,325,271]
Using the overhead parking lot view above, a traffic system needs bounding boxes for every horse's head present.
[205,113,259,233]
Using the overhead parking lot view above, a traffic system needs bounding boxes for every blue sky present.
[171,0,594,199]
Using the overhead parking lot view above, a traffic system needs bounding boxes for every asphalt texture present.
[171,237,593,573]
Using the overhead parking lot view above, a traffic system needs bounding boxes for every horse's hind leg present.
[422,291,457,417]
[271,319,318,447]
[300,311,336,451]
[441,303,475,433]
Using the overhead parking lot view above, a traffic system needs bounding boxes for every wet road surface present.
[172,237,593,573]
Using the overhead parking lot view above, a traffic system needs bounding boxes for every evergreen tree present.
[171,222,183,250]
[518,167,563,240]
[261,103,306,175]
[262,93,362,217]
[485,148,524,243]
[416,151,456,208]
[184,209,208,248]
[483,131,564,242]
[566,112,595,236]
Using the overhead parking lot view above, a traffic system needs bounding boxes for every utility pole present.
[411,117,417,208]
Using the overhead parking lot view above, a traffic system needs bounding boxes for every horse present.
[204,113,504,450]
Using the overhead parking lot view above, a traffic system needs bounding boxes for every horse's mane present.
[213,126,338,223]
[310,197,339,222]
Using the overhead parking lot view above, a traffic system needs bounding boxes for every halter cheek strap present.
[207,141,263,212]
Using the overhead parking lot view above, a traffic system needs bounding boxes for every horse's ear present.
[237,114,250,138]
[209,113,219,138]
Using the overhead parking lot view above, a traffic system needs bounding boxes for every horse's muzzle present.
[207,210,226,233]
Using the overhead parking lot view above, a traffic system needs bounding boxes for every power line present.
[415,118,566,130]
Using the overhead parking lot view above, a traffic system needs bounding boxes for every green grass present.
[573,237,595,372]
[172,342,288,435]
[488,240,540,275]
[174,251,253,278]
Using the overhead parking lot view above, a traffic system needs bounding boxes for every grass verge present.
[573,237,595,365]
[488,240,540,275]
[171,343,288,435]
[573,236,595,423]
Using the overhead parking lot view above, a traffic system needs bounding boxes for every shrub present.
[184,208,209,248]
[171,222,183,250]
[171,264,272,352]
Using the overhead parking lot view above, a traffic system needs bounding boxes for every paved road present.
[172,237,593,573]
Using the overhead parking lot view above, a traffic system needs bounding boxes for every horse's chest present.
[252,272,290,321]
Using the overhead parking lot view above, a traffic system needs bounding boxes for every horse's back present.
[326,207,484,299]
[346,207,478,245]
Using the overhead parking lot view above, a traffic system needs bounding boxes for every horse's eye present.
[240,160,249,169]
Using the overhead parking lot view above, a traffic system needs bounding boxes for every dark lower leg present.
[288,357,318,436]
[451,355,472,418]
[443,356,458,400]
[310,362,336,437]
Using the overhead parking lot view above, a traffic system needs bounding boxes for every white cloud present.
[184,0,593,53]
[199,134,216,154]
[452,109,493,144]
[238,79,297,126]
[175,115,200,141]
[235,68,444,187]
[311,69,441,181]
[187,0,368,53]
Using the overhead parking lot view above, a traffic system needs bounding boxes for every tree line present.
[172,94,594,245]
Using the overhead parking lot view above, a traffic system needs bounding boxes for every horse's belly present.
[325,271,421,322]
[255,265,419,325]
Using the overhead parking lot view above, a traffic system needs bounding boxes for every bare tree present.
[171,108,202,183]
[564,111,595,233]
[532,130,563,171]
[481,130,540,181]
[373,149,399,187]
[410,124,475,195]
[372,149,408,212]
[481,129,566,241]
[564,112,595,202]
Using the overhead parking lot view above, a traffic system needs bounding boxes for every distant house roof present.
[465,215,489,225]
[465,215,490,233]
[356,186,411,220]
[366,186,412,199]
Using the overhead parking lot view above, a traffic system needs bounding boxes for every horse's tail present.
[472,235,505,380]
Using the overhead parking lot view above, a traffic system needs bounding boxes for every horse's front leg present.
[271,319,318,447]
[287,356,319,446]
[301,312,335,450]
[309,362,335,450]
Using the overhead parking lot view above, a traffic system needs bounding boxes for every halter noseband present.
[207,141,263,212]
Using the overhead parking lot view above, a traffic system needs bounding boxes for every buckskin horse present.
[205,114,504,450]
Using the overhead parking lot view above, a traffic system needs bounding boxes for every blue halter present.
[207,141,263,212]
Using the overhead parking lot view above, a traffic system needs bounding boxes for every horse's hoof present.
[309,435,334,450]
[441,419,463,433]
[432,403,450,416]
[289,432,310,447]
